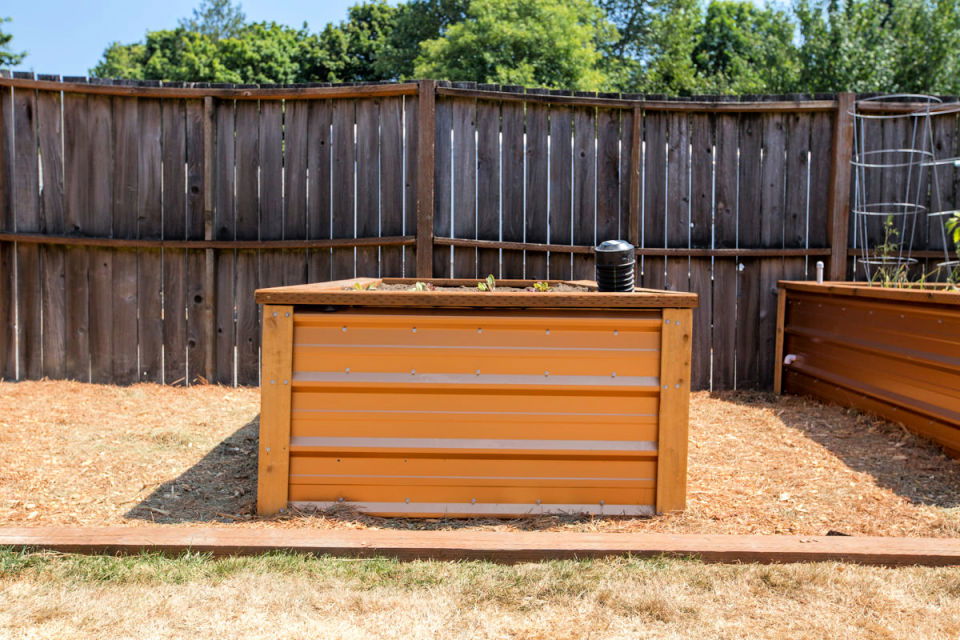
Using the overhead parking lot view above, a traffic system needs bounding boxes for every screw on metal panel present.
[662,385,669,390]
[675,383,681,389]
[544,371,550,377]
[471,498,477,504]
[475,369,481,376]
[535,499,541,505]
[270,379,276,384]
[611,372,617,378]
[412,327,417,333]
[675,320,681,326]
[410,369,416,375]
[338,497,345,502]
[342,326,347,332]
[345,368,350,373]
[272,312,278,317]
[285,312,290,317]
[664,319,671,325]
[545,329,550,335]
[265,447,271,453]
[599,500,605,506]
[405,498,411,504]
[477,328,482,333]
[614,330,619,336]
[283,380,289,385]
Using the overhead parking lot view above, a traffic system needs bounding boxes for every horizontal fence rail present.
[1,73,958,389]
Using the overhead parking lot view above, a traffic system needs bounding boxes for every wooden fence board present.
[259,99,286,293]
[501,92,525,278]
[784,111,811,256]
[451,95,477,278]
[712,259,737,389]
[476,99,500,277]
[379,97,404,277]
[402,95,418,276]
[432,97,452,278]
[735,258,761,388]
[184,99,207,382]
[547,102,573,280]
[37,87,65,379]
[572,104,596,280]
[234,99,261,385]
[306,100,332,282]
[0,84,14,379]
[213,99,236,385]
[525,93,550,279]
[355,98,380,277]
[13,84,42,379]
[714,112,739,249]
[137,98,163,383]
[808,111,832,250]
[62,92,90,381]
[110,96,139,384]
[162,99,188,384]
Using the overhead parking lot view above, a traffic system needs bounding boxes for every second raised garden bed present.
[254,278,697,517]
[776,281,960,457]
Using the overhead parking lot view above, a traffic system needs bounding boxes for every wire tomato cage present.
[849,95,960,281]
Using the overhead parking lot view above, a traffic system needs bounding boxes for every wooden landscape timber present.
[1,77,959,390]
[2,527,959,566]
[255,278,695,517]
[776,281,960,457]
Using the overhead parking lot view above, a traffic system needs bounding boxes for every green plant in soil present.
[870,216,911,287]
[477,274,496,291]
[944,214,960,288]
[533,281,552,292]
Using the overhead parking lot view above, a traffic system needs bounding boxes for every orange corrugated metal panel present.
[780,282,960,456]
[287,308,662,515]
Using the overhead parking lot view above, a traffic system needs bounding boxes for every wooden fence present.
[1,74,957,389]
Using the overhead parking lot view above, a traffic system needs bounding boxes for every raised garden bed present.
[253,278,698,518]
[776,281,960,457]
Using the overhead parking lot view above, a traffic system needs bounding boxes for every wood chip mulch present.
[1,381,958,537]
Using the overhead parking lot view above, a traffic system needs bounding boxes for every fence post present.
[826,92,854,281]
[202,96,216,382]
[416,79,436,278]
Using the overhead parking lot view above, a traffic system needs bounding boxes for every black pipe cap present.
[594,240,636,266]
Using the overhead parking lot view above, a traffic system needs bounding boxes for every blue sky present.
[6,1,360,77]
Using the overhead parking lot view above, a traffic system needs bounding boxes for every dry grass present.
[1,380,959,536]
[2,550,960,639]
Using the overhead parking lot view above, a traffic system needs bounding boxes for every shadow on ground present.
[126,418,259,524]
[715,390,960,509]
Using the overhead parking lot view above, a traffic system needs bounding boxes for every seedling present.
[533,281,551,292]
[410,281,432,291]
[352,281,376,290]
[477,274,496,291]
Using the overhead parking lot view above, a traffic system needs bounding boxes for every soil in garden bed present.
[3,381,959,537]
[344,283,591,292]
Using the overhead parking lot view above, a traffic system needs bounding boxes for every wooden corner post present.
[257,304,294,515]
[415,79,436,278]
[656,308,693,513]
[773,287,787,394]
[826,92,854,281]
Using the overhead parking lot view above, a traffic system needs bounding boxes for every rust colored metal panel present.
[257,278,695,517]
[778,281,960,456]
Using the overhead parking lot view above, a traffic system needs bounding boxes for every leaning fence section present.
[1,75,958,389]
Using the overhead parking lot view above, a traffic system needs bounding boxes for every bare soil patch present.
[1,381,958,536]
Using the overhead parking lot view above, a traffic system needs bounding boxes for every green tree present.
[414,0,616,90]
[316,1,398,82]
[693,1,800,93]
[179,0,247,40]
[92,23,327,84]
[375,0,469,79]
[0,17,26,66]
[633,0,702,93]
[794,0,899,91]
